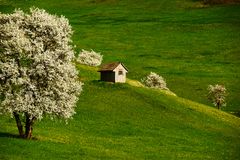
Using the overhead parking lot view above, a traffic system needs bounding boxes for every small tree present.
[77,49,103,66]
[142,72,169,90]
[0,8,82,139]
[207,84,226,110]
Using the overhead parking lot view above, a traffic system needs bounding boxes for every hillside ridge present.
[78,63,240,128]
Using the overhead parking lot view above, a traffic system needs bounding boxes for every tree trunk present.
[24,113,36,139]
[217,102,220,110]
[13,112,24,138]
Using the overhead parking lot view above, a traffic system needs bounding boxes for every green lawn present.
[1,0,240,112]
[1,0,240,159]
[0,65,240,159]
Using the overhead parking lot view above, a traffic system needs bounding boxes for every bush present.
[207,84,227,109]
[77,49,103,66]
[142,72,168,90]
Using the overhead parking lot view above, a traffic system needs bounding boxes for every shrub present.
[142,72,168,90]
[77,49,103,66]
[207,84,227,109]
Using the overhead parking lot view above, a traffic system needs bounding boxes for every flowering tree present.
[207,84,227,110]
[142,72,169,90]
[0,8,82,139]
[77,49,103,66]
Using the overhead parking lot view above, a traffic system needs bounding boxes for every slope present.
[1,0,239,113]
[1,64,239,159]
[0,0,240,159]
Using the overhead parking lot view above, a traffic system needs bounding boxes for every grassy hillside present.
[1,0,239,113]
[0,64,240,159]
[1,0,240,159]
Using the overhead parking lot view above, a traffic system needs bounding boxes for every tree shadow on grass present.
[0,132,21,139]
[0,132,38,140]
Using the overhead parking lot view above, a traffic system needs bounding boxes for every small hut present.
[98,62,128,83]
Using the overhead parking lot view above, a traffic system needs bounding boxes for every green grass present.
[1,0,240,159]
[0,65,240,159]
[1,0,239,112]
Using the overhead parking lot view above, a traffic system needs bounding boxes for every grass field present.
[1,0,239,112]
[0,64,240,159]
[0,0,240,159]
[0,0,240,112]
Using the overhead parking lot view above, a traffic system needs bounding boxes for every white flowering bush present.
[207,84,226,109]
[77,49,103,66]
[142,72,168,90]
[0,8,82,138]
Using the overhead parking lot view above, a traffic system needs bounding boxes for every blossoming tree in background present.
[207,84,227,110]
[142,72,169,90]
[0,8,83,139]
[77,49,103,66]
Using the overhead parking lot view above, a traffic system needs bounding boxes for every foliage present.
[0,7,82,138]
[77,49,103,66]
[142,72,168,90]
[207,84,227,109]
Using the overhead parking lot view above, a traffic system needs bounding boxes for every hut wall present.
[114,65,127,83]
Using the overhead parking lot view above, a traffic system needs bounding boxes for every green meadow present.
[1,65,240,159]
[1,0,239,112]
[0,0,240,159]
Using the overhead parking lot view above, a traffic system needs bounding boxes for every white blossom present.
[207,84,226,109]
[0,7,83,120]
[142,72,168,90]
[77,49,103,66]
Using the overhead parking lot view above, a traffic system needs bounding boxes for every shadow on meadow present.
[0,132,20,139]
[0,132,39,140]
